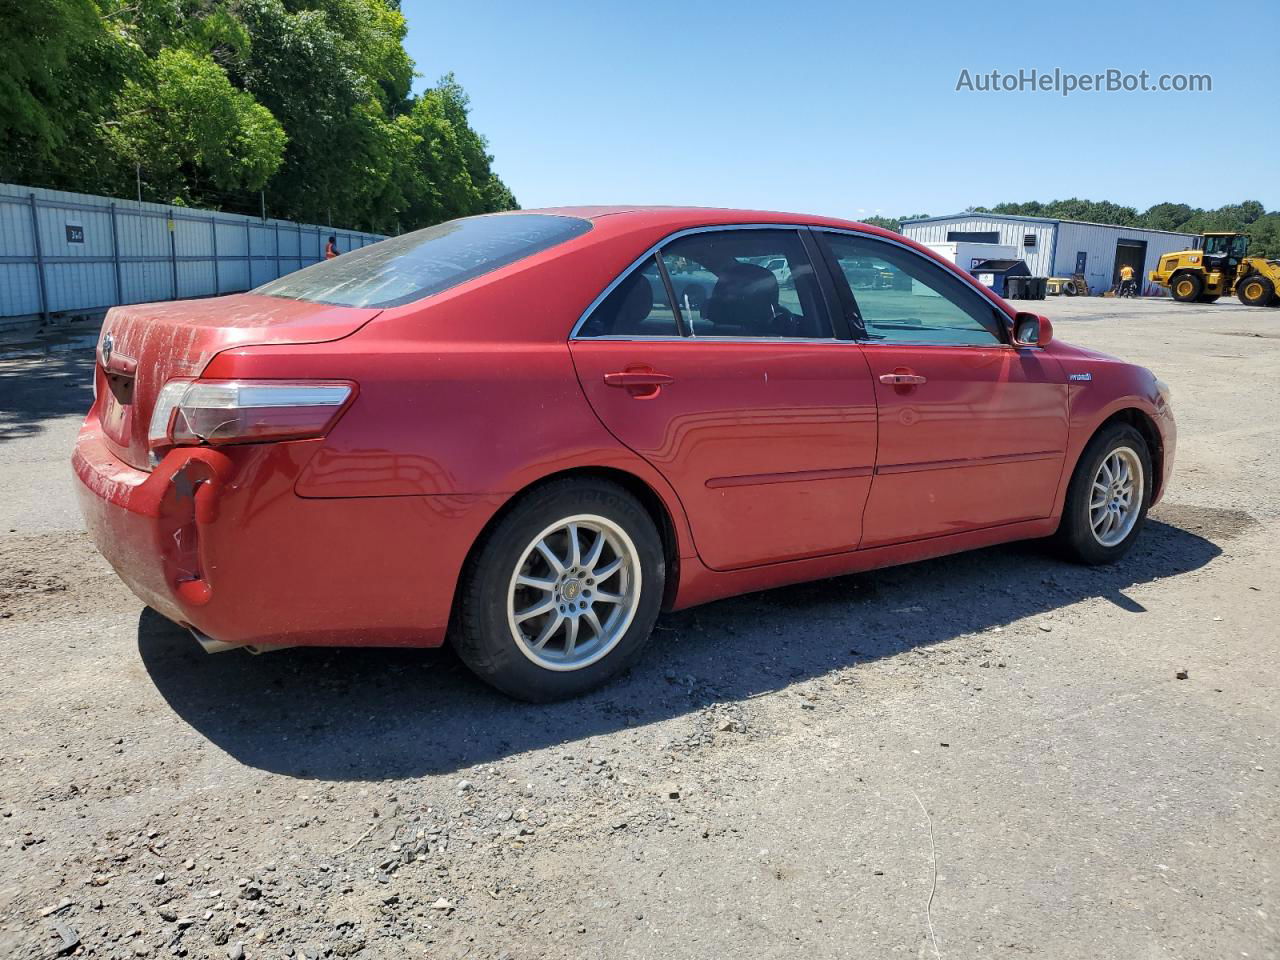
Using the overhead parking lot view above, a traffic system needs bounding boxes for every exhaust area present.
[190,629,239,654]
[190,630,295,655]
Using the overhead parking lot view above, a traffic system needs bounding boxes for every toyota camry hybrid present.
[73,207,1176,700]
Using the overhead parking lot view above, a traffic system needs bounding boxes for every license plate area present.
[101,370,135,445]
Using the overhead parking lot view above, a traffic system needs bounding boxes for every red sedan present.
[74,208,1175,700]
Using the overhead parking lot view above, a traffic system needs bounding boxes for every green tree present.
[396,75,519,228]
[1,0,516,230]
[104,47,286,200]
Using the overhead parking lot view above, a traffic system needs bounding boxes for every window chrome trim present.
[569,223,823,341]
[572,335,847,345]
[810,226,1014,347]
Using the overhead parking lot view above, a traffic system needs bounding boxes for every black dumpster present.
[970,258,1031,298]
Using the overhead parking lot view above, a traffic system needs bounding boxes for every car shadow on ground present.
[138,506,1246,781]
[0,351,95,443]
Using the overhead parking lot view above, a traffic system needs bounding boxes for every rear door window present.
[254,213,591,309]
[660,229,832,338]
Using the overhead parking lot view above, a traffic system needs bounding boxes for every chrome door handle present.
[879,373,927,385]
[603,371,675,388]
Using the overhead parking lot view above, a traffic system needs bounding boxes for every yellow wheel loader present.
[1149,232,1280,306]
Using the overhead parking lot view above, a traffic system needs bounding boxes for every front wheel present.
[453,478,664,701]
[1056,423,1152,564]
[1170,272,1203,303]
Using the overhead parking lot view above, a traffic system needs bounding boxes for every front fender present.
[1050,359,1175,515]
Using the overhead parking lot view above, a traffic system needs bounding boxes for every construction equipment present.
[1149,232,1280,306]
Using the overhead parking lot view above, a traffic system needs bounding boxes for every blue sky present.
[402,0,1278,219]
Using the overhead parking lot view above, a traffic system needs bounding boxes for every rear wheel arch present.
[453,467,684,619]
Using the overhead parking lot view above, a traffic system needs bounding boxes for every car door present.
[569,227,877,571]
[816,230,1069,548]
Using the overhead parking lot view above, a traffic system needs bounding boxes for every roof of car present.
[519,205,873,233]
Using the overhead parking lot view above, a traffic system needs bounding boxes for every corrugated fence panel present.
[0,198,35,256]
[0,182,385,321]
[0,265,42,316]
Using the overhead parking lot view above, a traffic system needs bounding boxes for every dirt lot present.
[1,295,1277,960]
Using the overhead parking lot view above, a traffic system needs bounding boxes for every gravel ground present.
[0,296,1277,960]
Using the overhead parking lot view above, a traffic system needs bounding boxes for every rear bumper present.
[73,418,499,648]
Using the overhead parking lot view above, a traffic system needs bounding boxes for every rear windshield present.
[254,213,592,308]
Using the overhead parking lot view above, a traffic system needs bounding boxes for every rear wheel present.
[1237,274,1275,307]
[1056,423,1152,565]
[453,478,664,701]
[1170,272,1202,303]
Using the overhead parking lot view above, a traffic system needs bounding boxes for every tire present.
[1237,273,1275,307]
[1195,294,1220,303]
[453,478,664,701]
[1062,280,1078,297]
[1056,423,1152,565]
[1170,272,1202,303]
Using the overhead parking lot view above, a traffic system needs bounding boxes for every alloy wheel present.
[506,514,642,671]
[1089,446,1144,547]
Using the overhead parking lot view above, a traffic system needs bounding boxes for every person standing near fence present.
[325,235,339,259]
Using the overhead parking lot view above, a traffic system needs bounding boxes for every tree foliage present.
[0,0,516,231]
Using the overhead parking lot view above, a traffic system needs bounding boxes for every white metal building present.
[901,213,1196,295]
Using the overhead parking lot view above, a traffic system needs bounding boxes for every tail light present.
[147,379,354,465]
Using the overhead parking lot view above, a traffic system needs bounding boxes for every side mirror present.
[1012,312,1053,347]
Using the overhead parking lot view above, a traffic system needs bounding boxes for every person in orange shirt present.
[325,235,339,260]
[1119,263,1136,297]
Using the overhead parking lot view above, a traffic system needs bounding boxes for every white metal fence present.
[0,183,385,326]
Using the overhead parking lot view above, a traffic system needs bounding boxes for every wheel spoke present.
[594,589,624,605]
[535,539,566,575]
[516,574,557,593]
[566,524,582,568]
[563,615,579,656]
[582,607,604,640]
[581,530,606,572]
[593,556,623,581]
[515,596,557,623]
[530,612,564,650]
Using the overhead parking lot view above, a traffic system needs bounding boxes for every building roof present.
[901,212,1196,237]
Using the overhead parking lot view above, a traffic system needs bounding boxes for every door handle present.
[603,371,675,388]
[879,373,927,385]
[603,369,673,400]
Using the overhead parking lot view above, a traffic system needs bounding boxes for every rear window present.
[254,213,592,309]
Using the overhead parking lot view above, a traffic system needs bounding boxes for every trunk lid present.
[94,293,380,469]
